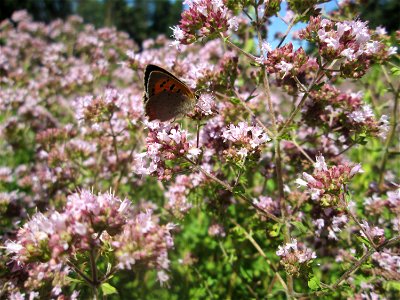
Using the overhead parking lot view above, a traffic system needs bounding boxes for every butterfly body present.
[143,64,196,122]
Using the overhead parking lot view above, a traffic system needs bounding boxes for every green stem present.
[378,66,399,188]
[184,156,282,223]
[254,2,294,297]
[221,33,258,62]
[67,261,94,286]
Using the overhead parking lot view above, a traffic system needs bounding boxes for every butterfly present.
[143,64,197,122]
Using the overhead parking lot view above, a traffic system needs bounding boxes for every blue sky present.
[267,1,338,48]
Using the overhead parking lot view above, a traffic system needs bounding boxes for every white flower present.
[170,25,185,41]
[276,61,293,78]
[387,46,398,56]
[237,148,248,157]
[375,26,387,35]
[188,147,202,158]
[157,270,169,285]
[314,155,328,171]
[228,17,239,31]
[295,178,308,187]
[126,50,135,60]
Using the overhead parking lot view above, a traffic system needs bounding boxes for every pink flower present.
[133,122,192,179]
[208,223,226,237]
[113,210,176,283]
[171,0,238,46]
[164,174,194,218]
[299,17,389,78]
[276,239,316,276]
[296,155,363,206]
[222,122,270,150]
[253,196,279,220]
[265,43,310,79]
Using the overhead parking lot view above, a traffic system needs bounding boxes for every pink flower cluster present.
[299,17,397,78]
[134,122,197,180]
[164,174,194,218]
[276,239,316,276]
[222,121,270,159]
[264,43,310,79]
[253,196,279,220]
[365,189,399,232]
[5,189,176,294]
[76,88,133,124]
[113,210,176,285]
[372,249,400,276]
[208,223,226,238]
[296,155,363,206]
[302,84,387,147]
[171,0,238,46]
[360,220,385,245]
[6,190,131,263]
[6,262,75,299]
[313,213,349,240]
[189,93,217,119]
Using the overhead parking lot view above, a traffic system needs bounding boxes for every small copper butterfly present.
[143,64,197,122]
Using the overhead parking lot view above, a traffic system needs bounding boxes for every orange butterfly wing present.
[143,66,196,122]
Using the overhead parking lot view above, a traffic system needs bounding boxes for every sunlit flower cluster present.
[6,190,131,263]
[265,43,310,79]
[276,239,316,276]
[299,17,397,78]
[302,84,386,143]
[296,155,363,206]
[5,189,176,294]
[222,122,270,159]
[171,0,238,47]
[134,122,194,180]
[113,210,176,285]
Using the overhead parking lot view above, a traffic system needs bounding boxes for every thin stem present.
[230,218,288,292]
[196,119,201,149]
[330,235,400,289]
[347,208,377,249]
[296,235,400,298]
[221,34,258,62]
[108,115,120,163]
[90,247,98,285]
[341,192,377,249]
[334,142,357,157]
[278,68,322,136]
[291,138,314,164]
[101,266,118,283]
[254,3,294,297]
[293,76,308,93]
[378,66,399,188]
[277,8,310,48]
[194,267,215,299]
[184,156,281,223]
[67,261,94,285]
[242,8,253,21]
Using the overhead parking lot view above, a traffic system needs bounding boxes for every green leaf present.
[101,283,118,296]
[66,276,84,284]
[229,97,241,105]
[269,223,282,237]
[390,66,400,76]
[308,276,320,291]
[291,221,308,233]
[384,280,400,291]
[310,82,324,91]
[232,185,246,196]
[240,266,253,282]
